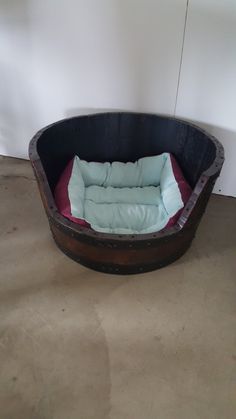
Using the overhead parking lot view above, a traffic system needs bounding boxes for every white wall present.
[0,0,37,158]
[176,0,236,197]
[0,0,187,158]
[1,0,236,197]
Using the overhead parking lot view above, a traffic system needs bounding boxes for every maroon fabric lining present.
[164,154,192,228]
[54,158,90,227]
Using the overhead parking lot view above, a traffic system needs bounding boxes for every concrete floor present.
[0,156,236,419]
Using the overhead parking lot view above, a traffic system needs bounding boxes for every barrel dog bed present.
[29,112,224,274]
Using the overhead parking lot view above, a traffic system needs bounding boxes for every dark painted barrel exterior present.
[29,113,224,274]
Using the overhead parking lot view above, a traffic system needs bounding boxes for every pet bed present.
[29,112,224,274]
[54,153,192,234]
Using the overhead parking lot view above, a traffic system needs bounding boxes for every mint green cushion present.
[78,154,166,187]
[67,154,184,234]
[85,185,161,205]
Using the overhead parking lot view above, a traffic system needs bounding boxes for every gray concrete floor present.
[0,156,236,419]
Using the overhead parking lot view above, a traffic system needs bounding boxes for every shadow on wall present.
[66,107,125,118]
[0,0,38,159]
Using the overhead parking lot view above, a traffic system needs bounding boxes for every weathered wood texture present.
[29,113,224,274]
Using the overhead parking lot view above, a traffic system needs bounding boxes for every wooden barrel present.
[29,113,224,274]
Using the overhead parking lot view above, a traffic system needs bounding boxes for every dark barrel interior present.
[37,113,217,192]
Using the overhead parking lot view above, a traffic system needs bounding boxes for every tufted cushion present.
[54,153,192,234]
